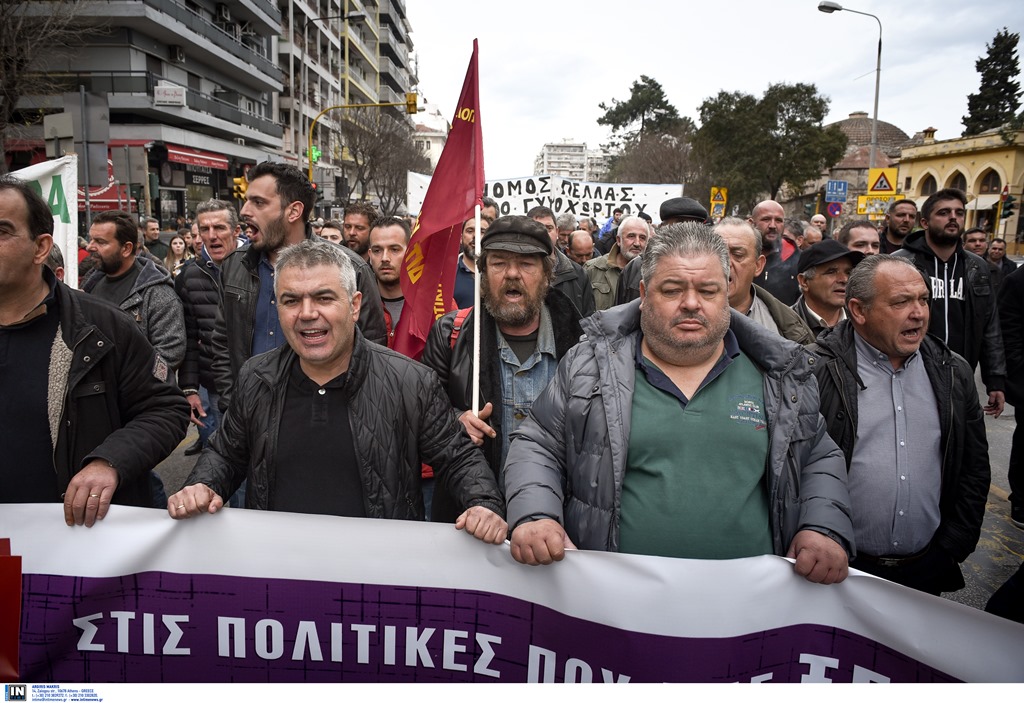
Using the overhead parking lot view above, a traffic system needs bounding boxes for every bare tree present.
[337,107,429,210]
[0,1,95,173]
[376,130,431,215]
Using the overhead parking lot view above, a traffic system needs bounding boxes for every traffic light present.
[405,92,418,115]
[232,176,247,201]
[310,181,323,204]
[803,202,814,218]
[1003,195,1017,219]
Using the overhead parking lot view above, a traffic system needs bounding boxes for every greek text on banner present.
[2,505,1022,683]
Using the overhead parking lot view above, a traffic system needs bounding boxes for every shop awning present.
[166,144,228,170]
[78,184,136,212]
[967,193,1001,210]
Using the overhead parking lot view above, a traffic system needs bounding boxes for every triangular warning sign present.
[870,172,894,193]
[712,190,726,202]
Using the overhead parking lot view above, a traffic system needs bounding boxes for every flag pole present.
[471,204,482,416]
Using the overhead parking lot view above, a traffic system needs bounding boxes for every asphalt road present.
[154,372,1024,614]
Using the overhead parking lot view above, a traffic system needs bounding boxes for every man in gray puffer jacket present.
[504,223,854,583]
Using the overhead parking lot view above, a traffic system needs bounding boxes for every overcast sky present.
[405,0,1021,181]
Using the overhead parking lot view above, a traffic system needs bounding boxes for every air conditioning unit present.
[216,4,231,22]
[170,45,185,63]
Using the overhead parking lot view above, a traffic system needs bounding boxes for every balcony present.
[32,71,282,139]
[133,0,284,85]
[378,55,409,92]
[378,25,408,69]
[239,0,282,25]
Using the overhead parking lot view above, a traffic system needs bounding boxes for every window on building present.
[979,169,1002,194]
[948,172,967,193]
[920,174,937,196]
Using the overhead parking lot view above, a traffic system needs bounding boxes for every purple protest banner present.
[3,505,1022,683]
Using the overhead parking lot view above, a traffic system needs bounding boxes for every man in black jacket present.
[209,162,386,410]
[0,176,188,526]
[810,255,990,595]
[527,206,595,317]
[421,216,584,523]
[998,266,1024,528]
[168,239,506,543]
[175,199,241,456]
[894,187,1006,418]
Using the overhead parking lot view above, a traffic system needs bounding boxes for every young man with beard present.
[421,216,584,523]
[84,210,185,373]
[367,216,410,349]
[502,223,853,582]
[452,215,490,309]
[585,215,648,311]
[879,199,918,254]
[343,202,379,261]
[209,161,386,408]
[894,188,1006,418]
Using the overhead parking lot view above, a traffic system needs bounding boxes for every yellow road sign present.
[857,194,904,219]
[710,186,728,204]
[867,168,898,195]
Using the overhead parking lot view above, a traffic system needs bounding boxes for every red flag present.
[392,40,483,360]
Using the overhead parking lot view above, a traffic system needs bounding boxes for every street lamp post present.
[298,11,364,178]
[818,1,882,170]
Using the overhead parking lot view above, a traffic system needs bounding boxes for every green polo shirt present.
[619,332,772,559]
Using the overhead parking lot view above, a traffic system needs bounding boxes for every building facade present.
[897,127,1023,244]
[5,0,417,228]
[533,139,610,181]
[279,0,416,207]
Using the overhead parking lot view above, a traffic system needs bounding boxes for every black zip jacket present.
[810,321,989,571]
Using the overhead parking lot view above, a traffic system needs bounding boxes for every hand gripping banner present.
[2,505,1022,683]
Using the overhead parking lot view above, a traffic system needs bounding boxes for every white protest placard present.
[13,155,80,288]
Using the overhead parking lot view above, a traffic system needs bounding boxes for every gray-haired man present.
[504,222,854,583]
[168,239,507,544]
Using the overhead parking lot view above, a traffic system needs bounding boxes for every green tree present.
[598,75,697,184]
[598,75,687,144]
[692,83,847,213]
[604,123,699,185]
[962,28,1021,137]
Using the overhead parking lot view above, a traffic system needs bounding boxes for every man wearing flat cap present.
[791,240,865,339]
[615,197,710,305]
[422,215,584,523]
